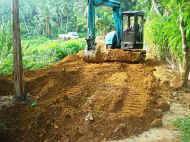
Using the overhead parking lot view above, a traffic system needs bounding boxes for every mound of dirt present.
[0,54,170,142]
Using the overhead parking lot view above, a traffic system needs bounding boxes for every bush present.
[23,38,86,70]
[27,38,86,60]
[145,14,183,64]
[0,37,86,75]
[0,26,13,75]
[175,117,190,142]
[22,36,49,48]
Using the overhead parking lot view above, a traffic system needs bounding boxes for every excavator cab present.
[121,11,144,49]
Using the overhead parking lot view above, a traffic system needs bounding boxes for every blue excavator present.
[86,0,146,62]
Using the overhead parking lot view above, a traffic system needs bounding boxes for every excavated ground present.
[0,54,170,142]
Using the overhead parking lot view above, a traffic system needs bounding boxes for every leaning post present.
[12,0,25,101]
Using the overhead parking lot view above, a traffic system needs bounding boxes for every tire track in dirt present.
[0,55,170,142]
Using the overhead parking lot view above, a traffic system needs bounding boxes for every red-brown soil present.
[0,55,170,142]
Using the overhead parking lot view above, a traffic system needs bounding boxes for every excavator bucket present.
[83,50,146,63]
[83,42,146,63]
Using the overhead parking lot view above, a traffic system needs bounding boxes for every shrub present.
[0,37,86,75]
[175,117,190,142]
[145,14,183,64]
[0,26,13,75]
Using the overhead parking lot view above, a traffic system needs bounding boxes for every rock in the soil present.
[153,109,163,117]
[113,123,127,134]
[0,96,13,110]
[156,98,170,112]
[150,119,162,127]
[85,112,94,121]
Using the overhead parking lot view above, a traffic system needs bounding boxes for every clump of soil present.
[83,49,146,63]
[0,54,169,142]
[0,77,14,96]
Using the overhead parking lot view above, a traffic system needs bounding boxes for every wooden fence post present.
[12,0,25,101]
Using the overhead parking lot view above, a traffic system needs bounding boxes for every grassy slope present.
[0,37,86,75]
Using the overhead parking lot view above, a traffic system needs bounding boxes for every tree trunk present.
[151,0,161,15]
[45,16,51,37]
[12,0,25,100]
[179,15,190,87]
[21,10,30,35]
[66,16,69,33]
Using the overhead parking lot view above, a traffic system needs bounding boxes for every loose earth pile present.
[0,53,169,142]
[83,49,146,63]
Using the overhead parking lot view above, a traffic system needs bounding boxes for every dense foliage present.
[145,0,190,68]
[0,0,136,38]
[0,0,87,37]
[0,25,85,75]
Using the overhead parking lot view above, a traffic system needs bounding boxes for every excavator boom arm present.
[87,0,122,50]
[94,0,120,7]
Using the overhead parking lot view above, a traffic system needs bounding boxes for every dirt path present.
[110,128,179,142]
[0,55,171,142]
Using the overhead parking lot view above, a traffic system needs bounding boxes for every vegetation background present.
[0,0,140,75]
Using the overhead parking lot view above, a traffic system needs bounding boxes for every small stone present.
[156,99,170,112]
[62,68,66,72]
[54,124,58,129]
[153,109,163,117]
[113,123,127,133]
[85,112,94,121]
[100,133,104,136]
[151,119,162,127]
[172,92,178,97]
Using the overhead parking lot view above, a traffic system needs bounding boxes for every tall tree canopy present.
[0,0,140,38]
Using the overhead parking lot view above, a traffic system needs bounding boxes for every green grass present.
[174,117,190,142]
[0,27,13,75]
[0,35,86,75]
[145,13,183,66]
